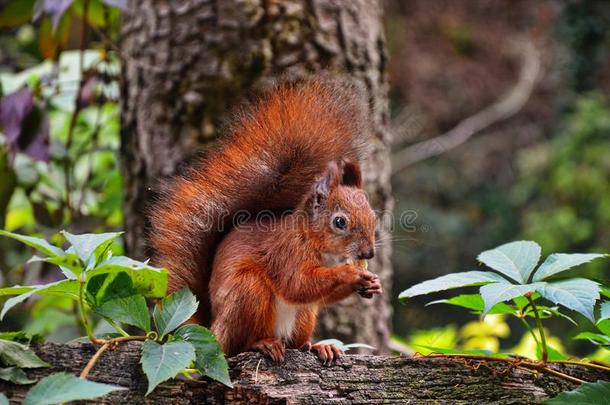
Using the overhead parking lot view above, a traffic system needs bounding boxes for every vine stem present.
[78,278,97,344]
[527,296,548,363]
[518,316,540,346]
[79,336,148,380]
[80,342,109,379]
[424,353,587,385]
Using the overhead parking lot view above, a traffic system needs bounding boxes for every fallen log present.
[2,342,608,404]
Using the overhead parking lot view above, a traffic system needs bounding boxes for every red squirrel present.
[149,78,382,362]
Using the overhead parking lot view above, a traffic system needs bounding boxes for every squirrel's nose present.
[357,247,375,260]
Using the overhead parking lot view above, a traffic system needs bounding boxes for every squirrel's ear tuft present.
[341,159,362,188]
[309,161,340,214]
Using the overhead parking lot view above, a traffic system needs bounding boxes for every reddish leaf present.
[0,87,33,143]
[0,88,50,162]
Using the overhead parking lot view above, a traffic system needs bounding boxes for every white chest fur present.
[274,298,298,340]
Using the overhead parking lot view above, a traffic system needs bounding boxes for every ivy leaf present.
[88,256,167,298]
[23,372,125,405]
[477,241,541,283]
[87,272,151,332]
[532,253,607,281]
[153,289,198,337]
[174,324,232,387]
[140,340,196,395]
[426,294,516,315]
[399,271,509,302]
[0,230,64,257]
[480,283,541,317]
[0,339,50,368]
[61,231,121,268]
[545,380,610,404]
[0,279,78,319]
[535,279,600,322]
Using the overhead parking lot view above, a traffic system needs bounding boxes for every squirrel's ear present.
[309,161,340,213]
[341,159,362,188]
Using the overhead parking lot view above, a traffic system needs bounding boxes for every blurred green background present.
[0,0,609,359]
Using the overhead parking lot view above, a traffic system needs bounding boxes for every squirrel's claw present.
[251,337,286,363]
[308,342,343,365]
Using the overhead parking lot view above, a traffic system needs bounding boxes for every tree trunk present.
[3,342,608,404]
[120,0,392,351]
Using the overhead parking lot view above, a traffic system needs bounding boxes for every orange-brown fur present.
[149,78,381,361]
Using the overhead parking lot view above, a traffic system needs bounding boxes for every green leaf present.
[599,301,610,322]
[532,253,607,281]
[410,344,500,357]
[0,393,7,405]
[153,289,198,337]
[0,339,49,368]
[399,271,509,302]
[88,256,167,298]
[477,241,541,283]
[426,294,516,315]
[596,319,610,336]
[545,380,610,404]
[536,344,567,361]
[140,340,196,395]
[0,366,36,384]
[573,332,610,346]
[535,279,600,322]
[480,283,541,316]
[23,372,125,405]
[87,273,151,332]
[0,279,79,319]
[174,324,232,387]
[61,231,122,268]
[0,0,35,27]
[0,230,64,257]
[28,252,83,279]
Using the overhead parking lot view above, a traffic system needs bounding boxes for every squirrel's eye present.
[333,216,347,231]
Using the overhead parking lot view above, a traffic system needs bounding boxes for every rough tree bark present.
[120,0,393,351]
[3,342,608,404]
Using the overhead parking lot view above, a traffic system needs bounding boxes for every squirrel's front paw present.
[301,342,343,365]
[251,337,285,362]
[357,273,382,299]
[351,271,382,298]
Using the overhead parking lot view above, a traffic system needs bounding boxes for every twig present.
[422,353,589,385]
[391,40,541,174]
[553,360,610,373]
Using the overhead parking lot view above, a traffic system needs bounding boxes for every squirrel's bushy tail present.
[149,77,370,324]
